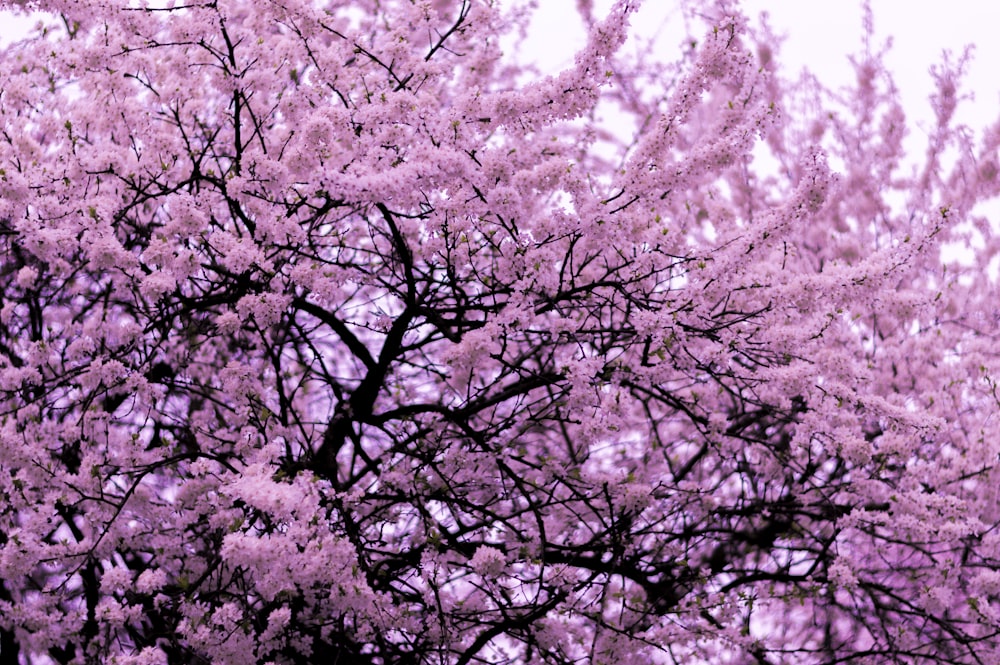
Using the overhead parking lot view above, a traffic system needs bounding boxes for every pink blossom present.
[0,0,999,663]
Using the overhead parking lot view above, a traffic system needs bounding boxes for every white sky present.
[0,11,37,45]
[526,1,1000,140]
[741,1,1000,138]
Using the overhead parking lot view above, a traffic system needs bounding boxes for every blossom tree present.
[1,0,1000,662]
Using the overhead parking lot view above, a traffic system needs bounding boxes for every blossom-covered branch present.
[0,0,999,663]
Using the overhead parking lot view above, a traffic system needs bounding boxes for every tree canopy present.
[1,0,1000,663]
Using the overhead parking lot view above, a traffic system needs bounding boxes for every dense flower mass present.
[1,0,999,663]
